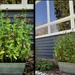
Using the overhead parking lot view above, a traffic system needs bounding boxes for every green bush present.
[36,60,57,71]
[54,32,75,63]
[0,9,33,62]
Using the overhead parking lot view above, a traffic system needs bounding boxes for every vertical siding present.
[36,35,59,59]
[3,10,34,50]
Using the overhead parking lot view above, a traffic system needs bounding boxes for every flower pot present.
[58,62,75,74]
[0,63,25,75]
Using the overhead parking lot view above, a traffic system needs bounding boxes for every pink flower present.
[6,14,10,19]
[11,33,14,36]
[20,16,25,20]
[7,16,10,19]
[28,18,33,23]
[74,44,75,46]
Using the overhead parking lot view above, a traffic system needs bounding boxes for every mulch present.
[36,58,75,75]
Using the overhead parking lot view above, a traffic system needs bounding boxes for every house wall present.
[36,35,59,59]
[3,10,34,50]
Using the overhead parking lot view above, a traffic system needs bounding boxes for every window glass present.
[36,26,48,36]
[35,1,47,26]
[50,20,71,33]
[50,0,70,22]
[0,0,22,4]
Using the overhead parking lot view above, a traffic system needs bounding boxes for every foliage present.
[54,32,75,63]
[36,60,57,71]
[28,0,34,4]
[54,0,70,31]
[0,0,21,4]
[0,10,33,62]
[0,0,34,4]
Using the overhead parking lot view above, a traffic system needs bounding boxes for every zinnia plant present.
[0,9,33,62]
[54,32,75,63]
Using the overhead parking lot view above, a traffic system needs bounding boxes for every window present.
[50,20,71,33]
[35,1,47,26]
[36,26,48,36]
[35,0,75,38]
[50,0,70,22]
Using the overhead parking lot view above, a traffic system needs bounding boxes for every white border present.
[0,0,33,10]
[36,29,74,39]
[46,1,51,34]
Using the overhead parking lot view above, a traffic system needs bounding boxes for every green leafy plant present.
[0,9,33,62]
[36,60,57,71]
[54,32,75,63]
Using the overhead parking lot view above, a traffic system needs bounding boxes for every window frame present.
[35,0,75,39]
[0,0,33,10]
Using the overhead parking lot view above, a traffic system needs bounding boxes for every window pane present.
[50,20,71,33]
[36,26,48,36]
[35,1,47,26]
[0,0,22,4]
[50,0,70,22]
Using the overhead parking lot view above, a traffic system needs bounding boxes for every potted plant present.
[0,8,33,75]
[54,32,75,74]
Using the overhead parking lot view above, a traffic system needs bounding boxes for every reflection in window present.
[0,0,22,4]
[36,26,48,36]
[50,25,58,33]
[57,21,71,31]
[35,1,47,26]
[50,21,71,33]
[50,0,69,22]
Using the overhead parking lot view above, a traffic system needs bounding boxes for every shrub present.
[0,9,33,62]
[36,60,57,71]
[54,32,75,63]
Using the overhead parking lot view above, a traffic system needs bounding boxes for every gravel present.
[35,69,75,75]
[35,71,48,75]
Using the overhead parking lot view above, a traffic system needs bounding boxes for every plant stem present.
[2,55,3,63]
[11,56,12,63]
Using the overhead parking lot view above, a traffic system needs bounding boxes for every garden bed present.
[35,59,75,75]
[36,68,75,75]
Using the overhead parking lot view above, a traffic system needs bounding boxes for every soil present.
[42,68,75,75]
[23,50,34,75]
[36,59,75,75]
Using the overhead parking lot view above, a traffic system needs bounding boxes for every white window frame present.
[35,0,75,39]
[0,0,33,10]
